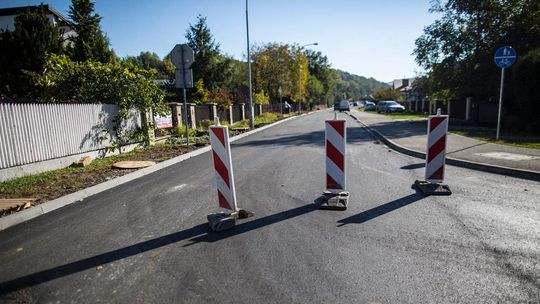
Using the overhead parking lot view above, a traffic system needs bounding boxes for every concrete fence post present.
[141,108,155,146]
[227,105,234,124]
[239,103,246,121]
[189,103,196,129]
[181,103,197,129]
[170,102,182,128]
[208,103,217,121]
[257,104,263,116]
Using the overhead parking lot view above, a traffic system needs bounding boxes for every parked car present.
[333,102,340,111]
[338,100,350,112]
[364,102,376,111]
[376,100,405,113]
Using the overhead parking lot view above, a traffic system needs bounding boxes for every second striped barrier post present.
[321,112,349,210]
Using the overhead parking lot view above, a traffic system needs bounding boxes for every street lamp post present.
[246,0,254,129]
[297,43,318,114]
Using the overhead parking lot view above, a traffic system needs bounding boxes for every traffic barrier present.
[208,118,253,231]
[322,113,349,209]
[415,109,452,195]
[209,120,238,211]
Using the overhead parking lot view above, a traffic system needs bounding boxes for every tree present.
[68,0,113,63]
[306,75,324,103]
[253,90,270,104]
[192,79,209,104]
[0,5,65,98]
[185,15,232,90]
[414,0,540,127]
[372,88,404,101]
[251,43,294,102]
[208,87,233,110]
[304,49,337,102]
[125,52,174,79]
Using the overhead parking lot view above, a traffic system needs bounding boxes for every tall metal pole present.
[496,67,505,140]
[246,0,254,129]
[298,62,302,115]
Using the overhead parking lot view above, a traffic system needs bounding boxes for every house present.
[0,5,76,45]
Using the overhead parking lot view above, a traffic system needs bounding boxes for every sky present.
[0,0,438,82]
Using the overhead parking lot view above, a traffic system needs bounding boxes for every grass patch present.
[231,112,280,129]
[382,111,428,120]
[450,129,540,150]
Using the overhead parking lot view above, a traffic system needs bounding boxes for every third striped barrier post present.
[414,109,452,195]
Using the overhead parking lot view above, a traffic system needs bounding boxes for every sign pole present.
[183,88,189,146]
[496,67,505,141]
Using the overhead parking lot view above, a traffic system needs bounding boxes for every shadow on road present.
[337,189,426,226]
[0,199,325,295]
[400,163,425,170]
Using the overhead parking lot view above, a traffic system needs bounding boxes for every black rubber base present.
[414,180,452,196]
[319,191,349,210]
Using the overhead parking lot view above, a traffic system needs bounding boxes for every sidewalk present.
[349,110,540,178]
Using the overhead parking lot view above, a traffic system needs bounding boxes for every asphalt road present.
[0,110,539,303]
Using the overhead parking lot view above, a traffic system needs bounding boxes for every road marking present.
[475,152,539,161]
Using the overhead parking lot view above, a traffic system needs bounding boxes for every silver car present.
[376,100,405,113]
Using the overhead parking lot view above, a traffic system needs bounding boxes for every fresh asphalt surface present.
[0,110,539,303]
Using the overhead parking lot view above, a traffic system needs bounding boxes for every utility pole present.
[246,0,254,129]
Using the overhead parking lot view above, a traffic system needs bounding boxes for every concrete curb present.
[347,112,540,182]
[0,112,308,231]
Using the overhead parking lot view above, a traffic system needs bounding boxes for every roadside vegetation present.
[450,129,540,150]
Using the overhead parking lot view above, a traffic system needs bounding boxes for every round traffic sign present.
[494,46,517,68]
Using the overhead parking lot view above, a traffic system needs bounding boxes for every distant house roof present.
[393,78,415,92]
[0,5,72,27]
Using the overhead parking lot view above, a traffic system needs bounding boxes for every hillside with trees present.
[333,69,390,101]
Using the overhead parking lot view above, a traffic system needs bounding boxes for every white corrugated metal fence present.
[0,103,141,169]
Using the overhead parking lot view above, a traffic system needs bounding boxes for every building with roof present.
[0,5,76,45]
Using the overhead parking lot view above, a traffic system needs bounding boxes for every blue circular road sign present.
[494,46,517,68]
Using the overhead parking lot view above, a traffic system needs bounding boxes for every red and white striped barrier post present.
[415,109,452,195]
[207,117,253,231]
[322,112,349,209]
[209,119,238,212]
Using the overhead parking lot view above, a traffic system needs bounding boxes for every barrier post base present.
[207,209,255,232]
[207,212,236,232]
[414,180,452,196]
[319,191,349,210]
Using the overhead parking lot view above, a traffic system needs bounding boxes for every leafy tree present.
[0,5,65,98]
[304,49,336,102]
[251,43,294,102]
[253,90,270,104]
[208,86,233,110]
[192,79,209,104]
[68,0,113,62]
[414,0,540,128]
[32,54,166,144]
[306,75,324,103]
[125,52,174,79]
[372,88,404,102]
[185,15,232,90]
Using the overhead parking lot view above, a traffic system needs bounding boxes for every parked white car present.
[376,100,405,113]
